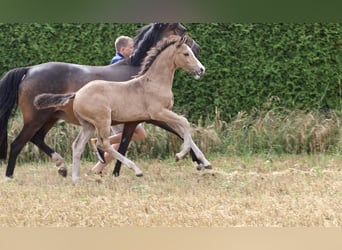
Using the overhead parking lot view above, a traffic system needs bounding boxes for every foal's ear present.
[175,35,187,48]
[180,34,188,44]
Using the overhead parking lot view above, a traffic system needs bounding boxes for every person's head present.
[114,36,134,58]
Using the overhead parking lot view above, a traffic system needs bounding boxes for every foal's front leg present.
[152,109,211,168]
[147,120,204,167]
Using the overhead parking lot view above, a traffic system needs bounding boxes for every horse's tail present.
[34,93,76,110]
[0,67,30,160]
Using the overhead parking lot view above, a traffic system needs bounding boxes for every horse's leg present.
[5,122,43,178]
[146,120,204,168]
[96,124,143,177]
[30,118,68,177]
[71,123,95,182]
[113,122,139,177]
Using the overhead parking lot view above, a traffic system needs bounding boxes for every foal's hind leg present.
[71,123,95,182]
[97,126,143,177]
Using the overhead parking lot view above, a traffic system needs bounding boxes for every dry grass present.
[7,107,342,164]
[1,154,341,227]
[225,108,341,154]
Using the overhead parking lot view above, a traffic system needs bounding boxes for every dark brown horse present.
[0,23,203,179]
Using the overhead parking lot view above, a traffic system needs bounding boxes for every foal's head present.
[174,36,205,79]
[137,35,205,79]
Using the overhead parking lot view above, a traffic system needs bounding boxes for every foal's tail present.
[0,67,30,160]
[34,93,76,110]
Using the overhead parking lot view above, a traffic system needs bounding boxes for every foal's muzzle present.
[194,66,205,80]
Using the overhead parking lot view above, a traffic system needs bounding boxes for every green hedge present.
[176,23,342,122]
[0,23,142,68]
[1,23,341,122]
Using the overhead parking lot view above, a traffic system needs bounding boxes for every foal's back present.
[73,78,149,125]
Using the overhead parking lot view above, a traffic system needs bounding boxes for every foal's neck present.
[143,47,177,88]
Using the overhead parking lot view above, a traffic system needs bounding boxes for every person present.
[88,35,146,177]
[110,35,134,64]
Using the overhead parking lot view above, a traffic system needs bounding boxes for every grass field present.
[0,154,341,227]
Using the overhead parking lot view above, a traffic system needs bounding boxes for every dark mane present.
[136,35,187,77]
[129,23,166,66]
[129,23,185,67]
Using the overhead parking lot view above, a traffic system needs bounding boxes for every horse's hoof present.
[58,167,67,177]
[2,176,13,183]
[136,173,144,177]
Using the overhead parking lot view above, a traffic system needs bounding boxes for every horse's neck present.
[143,50,176,90]
[103,63,140,81]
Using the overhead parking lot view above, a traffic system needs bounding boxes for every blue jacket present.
[110,52,125,64]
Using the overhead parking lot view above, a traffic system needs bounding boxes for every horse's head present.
[131,23,200,66]
[162,23,201,57]
[158,23,186,37]
[174,35,205,80]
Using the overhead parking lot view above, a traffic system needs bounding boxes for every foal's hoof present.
[196,164,204,171]
[205,164,212,169]
[196,163,212,171]
[58,167,67,177]
[136,173,144,177]
[175,152,185,162]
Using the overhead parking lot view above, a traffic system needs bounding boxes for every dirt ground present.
[0,154,341,227]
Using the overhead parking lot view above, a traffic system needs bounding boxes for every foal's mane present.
[130,23,184,67]
[136,35,188,77]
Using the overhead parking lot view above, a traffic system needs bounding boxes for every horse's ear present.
[154,23,167,30]
[169,23,178,29]
[166,23,186,36]
[173,23,186,33]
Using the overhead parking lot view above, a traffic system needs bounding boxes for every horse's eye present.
[184,53,189,57]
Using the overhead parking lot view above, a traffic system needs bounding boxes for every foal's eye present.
[183,52,189,56]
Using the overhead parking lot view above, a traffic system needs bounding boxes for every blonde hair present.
[114,35,133,52]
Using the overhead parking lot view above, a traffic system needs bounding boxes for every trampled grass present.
[1,154,341,227]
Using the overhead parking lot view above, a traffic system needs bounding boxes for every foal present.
[34,35,211,182]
